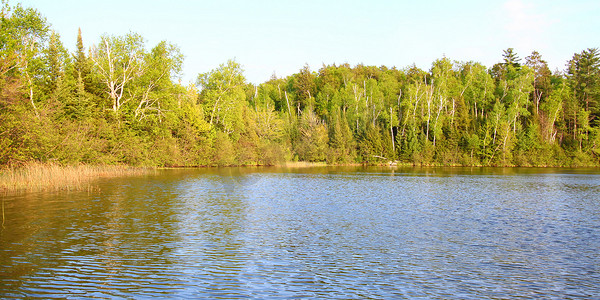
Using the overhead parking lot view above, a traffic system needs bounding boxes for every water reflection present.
[1,166,599,298]
[168,172,250,297]
[0,173,185,298]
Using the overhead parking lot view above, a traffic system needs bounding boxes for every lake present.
[1,166,599,298]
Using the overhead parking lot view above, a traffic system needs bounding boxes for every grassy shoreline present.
[0,163,153,193]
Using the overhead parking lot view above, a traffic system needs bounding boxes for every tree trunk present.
[26,75,39,119]
[284,91,291,120]
[390,106,395,154]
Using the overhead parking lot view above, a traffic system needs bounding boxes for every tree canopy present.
[1,2,599,167]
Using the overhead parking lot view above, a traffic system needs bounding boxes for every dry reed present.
[0,163,153,193]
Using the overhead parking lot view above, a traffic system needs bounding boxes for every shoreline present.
[0,163,154,194]
[2,162,599,193]
[158,160,600,169]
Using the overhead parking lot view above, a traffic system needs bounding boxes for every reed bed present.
[0,163,153,193]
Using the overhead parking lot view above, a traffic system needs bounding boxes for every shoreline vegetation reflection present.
[0,167,599,298]
[2,162,599,193]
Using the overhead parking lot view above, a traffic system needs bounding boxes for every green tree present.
[44,31,68,94]
[72,28,99,97]
[251,83,286,142]
[430,58,459,148]
[132,41,183,122]
[358,123,385,162]
[0,3,49,115]
[541,81,567,143]
[0,2,52,165]
[60,28,96,120]
[91,32,146,114]
[568,48,600,124]
[197,59,247,135]
[290,64,317,113]
[503,48,521,69]
[461,63,495,126]
[328,107,355,163]
[295,109,328,161]
[525,51,552,114]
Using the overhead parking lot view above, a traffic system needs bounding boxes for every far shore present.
[2,161,599,193]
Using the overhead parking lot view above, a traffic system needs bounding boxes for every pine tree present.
[503,48,521,69]
[525,51,552,114]
[46,31,64,93]
[568,48,600,122]
[74,28,86,80]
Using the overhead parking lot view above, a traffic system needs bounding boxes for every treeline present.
[1,3,600,167]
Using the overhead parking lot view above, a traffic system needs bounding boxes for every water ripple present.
[1,167,599,298]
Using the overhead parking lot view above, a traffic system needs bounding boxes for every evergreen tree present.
[525,51,552,114]
[568,48,600,124]
[503,48,521,69]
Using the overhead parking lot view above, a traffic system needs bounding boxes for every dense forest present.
[1,3,600,167]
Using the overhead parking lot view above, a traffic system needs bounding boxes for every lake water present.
[1,166,599,298]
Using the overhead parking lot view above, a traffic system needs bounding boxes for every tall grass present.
[0,163,153,193]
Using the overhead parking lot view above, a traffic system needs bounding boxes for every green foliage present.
[503,48,521,69]
[358,124,384,162]
[568,48,600,126]
[212,130,236,166]
[1,1,599,168]
[294,109,328,162]
[327,107,355,163]
[197,59,246,134]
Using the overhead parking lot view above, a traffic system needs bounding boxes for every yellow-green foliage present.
[1,1,600,169]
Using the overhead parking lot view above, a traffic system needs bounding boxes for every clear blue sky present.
[16,0,600,84]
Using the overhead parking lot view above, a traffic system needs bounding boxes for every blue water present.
[1,167,599,298]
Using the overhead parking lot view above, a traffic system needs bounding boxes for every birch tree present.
[197,59,246,134]
[91,32,146,114]
[541,82,567,143]
[0,3,49,114]
[133,41,183,121]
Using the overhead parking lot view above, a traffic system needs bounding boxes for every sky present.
[15,0,600,84]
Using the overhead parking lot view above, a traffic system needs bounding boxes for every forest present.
[1,3,600,168]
